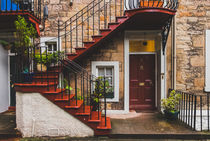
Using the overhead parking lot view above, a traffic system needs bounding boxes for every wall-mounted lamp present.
[69,0,73,6]
[40,5,48,32]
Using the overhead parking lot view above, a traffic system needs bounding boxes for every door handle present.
[139,82,145,86]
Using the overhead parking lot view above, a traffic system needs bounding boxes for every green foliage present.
[0,40,9,46]
[35,51,64,65]
[93,76,113,103]
[161,90,181,112]
[14,15,36,48]
[63,78,73,91]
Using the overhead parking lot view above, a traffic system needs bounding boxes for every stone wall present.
[175,0,209,93]
[16,92,94,137]
[78,32,124,110]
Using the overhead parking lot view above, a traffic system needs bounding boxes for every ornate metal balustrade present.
[0,0,42,20]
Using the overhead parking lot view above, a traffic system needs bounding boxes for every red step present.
[92,35,103,42]
[116,16,128,23]
[88,111,101,122]
[65,100,83,109]
[55,94,75,101]
[75,106,92,116]
[97,116,111,129]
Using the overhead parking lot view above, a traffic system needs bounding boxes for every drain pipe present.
[171,17,176,90]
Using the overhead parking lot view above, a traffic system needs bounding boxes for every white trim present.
[40,37,61,52]
[8,51,10,107]
[205,30,210,92]
[91,61,119,102]
[125,30,161,112]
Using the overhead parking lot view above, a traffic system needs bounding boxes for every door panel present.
[129,54,155,110]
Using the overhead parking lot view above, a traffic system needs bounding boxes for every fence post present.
[194,95,197,131]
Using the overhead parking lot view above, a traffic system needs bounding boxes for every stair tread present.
[116,16,128,18]
[66,53,77,56]
[92,35,103,38]
[33,75,58,79]
[15,82,57,87]
[75,47,87,50]
[65,100,83,108]
[97,117,111,130]
[108,22,119,25]
[75,106,92,115]
[55,94,75,101]
[100,29,111,31]
[83,41,95,44]
[43,88,64,94]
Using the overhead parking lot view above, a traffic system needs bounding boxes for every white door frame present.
[124,30,165,113]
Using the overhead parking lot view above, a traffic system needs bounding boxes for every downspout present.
[171,17,176,89]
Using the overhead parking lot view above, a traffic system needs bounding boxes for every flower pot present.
[164,110,179,120]
[140,1,163,8]
[37,64,47,72]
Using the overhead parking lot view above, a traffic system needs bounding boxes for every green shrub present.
[161,90,181,112]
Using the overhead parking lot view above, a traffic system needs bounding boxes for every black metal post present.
[104,76,107,127]
[200,96,202,131]
[194,95,197,131]
[191,95,193,129]
[75,73,78,106]
[46,47,49,91]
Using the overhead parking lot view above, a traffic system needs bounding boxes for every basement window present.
[46,42,57,53]
[40,37,61,53]
[92,61,119,102]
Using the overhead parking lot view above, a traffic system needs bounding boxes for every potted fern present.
[161,90,181,120]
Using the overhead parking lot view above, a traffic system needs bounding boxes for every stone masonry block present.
[190,56,204,67]
[192,35,204,48]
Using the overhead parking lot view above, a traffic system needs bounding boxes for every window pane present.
[53,44,57,51]
[107,77,112,85]
[48,44,52,51]
[106,68,112,75]
[98,68,104,76]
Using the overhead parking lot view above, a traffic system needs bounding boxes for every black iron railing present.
[0,0,42,20]
[56,0,178,55]
[13,45,108,127]
[169,89,210,131]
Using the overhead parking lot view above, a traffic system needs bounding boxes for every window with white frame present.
[45,41,57,53]
[92,61,119,102]
[40,37,60,53]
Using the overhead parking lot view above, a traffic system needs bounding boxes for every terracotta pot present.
[140,1,163,7]
[2,45,11,50]
[37,64,47,72]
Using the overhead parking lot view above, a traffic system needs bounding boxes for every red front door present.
[129,54,155,110]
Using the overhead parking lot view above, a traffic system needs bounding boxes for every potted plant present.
[91,77,113,111]
[0,40,11,50]
[35,54,48,72]
[140,0,163,8]
[161,90,181,120]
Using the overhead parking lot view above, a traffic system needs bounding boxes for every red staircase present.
[15,67,112,136]
[14,0,178,136]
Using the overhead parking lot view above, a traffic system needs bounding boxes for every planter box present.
[140,1,163,7]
